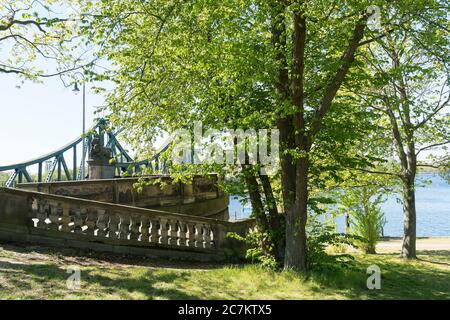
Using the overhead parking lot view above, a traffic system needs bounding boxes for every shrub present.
[228,229,278,270]
[350,195,386,254]
[335,186,387,254]
[306,215,356,271]
[229,213,357,271]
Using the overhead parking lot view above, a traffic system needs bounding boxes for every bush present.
[227,229,278,270]
[229,213,357,271]
[335,186,387,254]
[350,197,386,254]
[306,215,356,271]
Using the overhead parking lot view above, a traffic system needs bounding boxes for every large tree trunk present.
[243,166,269,233]
[401,150,417,259]
[259,172,284,261]
[285,8,308,271]
[285,157,309,270]
[270,0,296,220]
[278,118,296,214]
[401,175,417,259]
[274,4,368,271]
[389,46,418,260]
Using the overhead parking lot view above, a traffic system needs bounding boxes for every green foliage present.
[353,1,450,176]
[335,185,387,254]
[0,1,91,79]
[229,211,357,271]
[77,0,449,268]
[0,172,9,186]
[227,230,278,270]
[351,202,386,254]
[306,215,356,271]
[80,0,383,177]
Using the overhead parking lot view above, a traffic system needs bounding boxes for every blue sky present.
[0,1,112,172]
[0,73,106,168]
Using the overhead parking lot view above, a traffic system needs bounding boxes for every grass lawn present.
[0,242,449,300]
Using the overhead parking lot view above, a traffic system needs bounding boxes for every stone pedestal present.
[87,159,115,180]
[87,136,115,180]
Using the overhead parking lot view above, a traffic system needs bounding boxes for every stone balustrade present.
[0,187,254,261]
[30,196,216,249]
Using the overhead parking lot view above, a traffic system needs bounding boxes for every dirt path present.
[377,237,450,253]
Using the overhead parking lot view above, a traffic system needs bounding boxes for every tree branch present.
[354,167,402,177]
[308,13,369,148]
[416,141,450,156]
[414,78,450,130]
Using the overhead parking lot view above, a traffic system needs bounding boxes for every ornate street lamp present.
[73,77,86,179]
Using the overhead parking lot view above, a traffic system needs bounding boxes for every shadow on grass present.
[2,240,449,300]
[306,252,450,300]
[417,250,450,266]
[0,241,231,270]
[0,260,200,299]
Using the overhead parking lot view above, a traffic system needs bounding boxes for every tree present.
[276,1,372,270]
[0,0,97,79]
[82,0,436,271]
[355,2,449,258]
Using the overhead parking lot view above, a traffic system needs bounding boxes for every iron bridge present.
[0,119,170,187]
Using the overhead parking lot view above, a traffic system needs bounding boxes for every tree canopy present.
[74,0,450,270]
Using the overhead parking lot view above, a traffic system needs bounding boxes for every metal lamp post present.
[73,79,86,179]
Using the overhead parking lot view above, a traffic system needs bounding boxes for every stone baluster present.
[48,202,60,231]
[130,215,141,241]
[96,209,108,237]
[159,218,168,245]
[108,213,120,239]
[187,223,196,248]
[119,215,131,240]
[85,209,98,236]
[73,207,84,234]
[212,225,219,249]
[60,203,72,232]
[195,224,204,248]
[36,200,48,229]
[203,224,212,249]
[168,219,178,246]
[178,221,187,246]
[140,217,150,242]
[149,218,160,243]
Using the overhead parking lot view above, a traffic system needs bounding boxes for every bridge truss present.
[0,119,170,187]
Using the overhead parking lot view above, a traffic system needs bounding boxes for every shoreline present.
[380,236,450,240]
[377,237,450,253]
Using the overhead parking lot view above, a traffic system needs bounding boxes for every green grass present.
[0,244,449,300]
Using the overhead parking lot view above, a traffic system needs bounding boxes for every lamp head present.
[73,82,80,95]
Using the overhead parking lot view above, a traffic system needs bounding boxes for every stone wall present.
[17,175,229,220]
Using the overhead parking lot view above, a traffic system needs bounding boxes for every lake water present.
[229,173,450,237]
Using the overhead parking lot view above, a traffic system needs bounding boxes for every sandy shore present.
[377,237,450,253]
